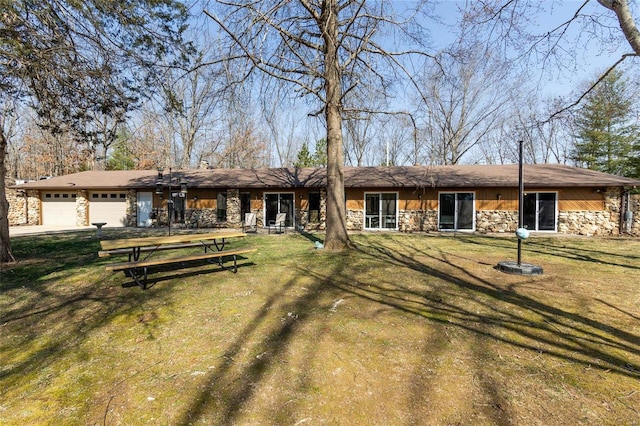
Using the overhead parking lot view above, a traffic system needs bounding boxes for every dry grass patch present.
[1,231,638,425]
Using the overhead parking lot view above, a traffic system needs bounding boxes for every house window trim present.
[438,191,476,232]
[363,191,399,231]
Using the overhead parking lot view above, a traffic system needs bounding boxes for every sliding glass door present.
[265,193,294,228]
[365,193,397,229]
[439,192,475,231]
[523,192,557,231]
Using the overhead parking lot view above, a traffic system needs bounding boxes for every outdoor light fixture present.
[153,167,180,235]
[497,194,502,200]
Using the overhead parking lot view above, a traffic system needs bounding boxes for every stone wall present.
[227,189,241,227]
[475,211,519,233]
[557,211,618,236]
[6,188,40,225]
[125,190,138,227]
[346,209,363,230]
[6,187,26,225]
[76,190,89,226]
[398,210,438,232]
[184,208,220,228]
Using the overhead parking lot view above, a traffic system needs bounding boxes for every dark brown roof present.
[12,164,640,190]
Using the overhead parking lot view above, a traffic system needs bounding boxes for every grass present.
[1,229,639,425]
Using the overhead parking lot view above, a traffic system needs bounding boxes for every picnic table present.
[99,231,255,289]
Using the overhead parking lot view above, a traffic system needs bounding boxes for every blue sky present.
[429,0,636,98]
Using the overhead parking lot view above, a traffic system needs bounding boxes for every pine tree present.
[294,139,327,168]
[294,142,315,168]
[572,70,638,177]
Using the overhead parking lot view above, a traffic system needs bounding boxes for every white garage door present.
[41,192,78,226]
[89,192,128,227]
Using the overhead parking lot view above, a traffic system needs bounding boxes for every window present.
[439,192,475,231]
[309,192,321,223]
[217,192,227,222]
[240,192,251,216]
[365,192,397,229]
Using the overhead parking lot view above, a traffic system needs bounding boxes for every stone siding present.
[184,208,222,228]
[226,189,241,227]
[398,210,438,232]
[475,211,519,233]
[76,190,89,226]
[558,211,618,236]
[126,190,137,226]
[6,187,26,225]
[346,209,364,230]
[6,188,40,225]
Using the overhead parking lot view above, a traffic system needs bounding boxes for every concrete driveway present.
[9,224,97,237]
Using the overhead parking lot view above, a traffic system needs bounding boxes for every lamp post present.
[497,140,543,275]
[155,168,187,236]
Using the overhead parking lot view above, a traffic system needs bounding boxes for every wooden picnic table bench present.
[99,231,255,289]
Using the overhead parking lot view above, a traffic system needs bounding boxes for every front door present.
[137,192,153,227]
[264,193,294,228]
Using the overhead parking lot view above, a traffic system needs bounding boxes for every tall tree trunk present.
[322,0,351,250]
[0,125,16,263]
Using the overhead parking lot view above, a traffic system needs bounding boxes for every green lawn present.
[1,230,639,425]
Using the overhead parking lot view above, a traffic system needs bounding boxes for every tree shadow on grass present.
[456,234,640,271]
[173,259,345,425]
[353,240,640,378]
[172,235,639,424]
[0,233,179,396]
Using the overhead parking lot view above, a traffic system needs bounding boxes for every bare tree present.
[205,0,432,249]
[463,1,640,117]
[163,49,226,169]
[417,43,516,165]
[261,94,301,167]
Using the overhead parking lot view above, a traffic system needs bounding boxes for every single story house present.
[8,164,640,236]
